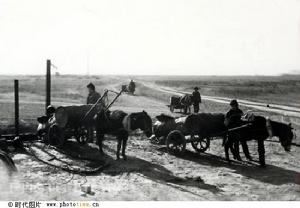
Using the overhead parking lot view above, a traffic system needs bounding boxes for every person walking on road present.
[192,87,201,113]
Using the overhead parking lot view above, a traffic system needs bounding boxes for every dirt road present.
[141,81,300,119]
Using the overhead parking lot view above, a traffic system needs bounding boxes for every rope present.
[24,143,109,175]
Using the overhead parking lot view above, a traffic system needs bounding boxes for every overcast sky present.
[0,0,300,75]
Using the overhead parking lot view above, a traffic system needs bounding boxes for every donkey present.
[94,110,152,160]
[225,115,294,167]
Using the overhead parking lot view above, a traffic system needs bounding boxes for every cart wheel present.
[191,136,210,153]
[166,130,186,155]
[48,124,65,148]
[170,105,174,113]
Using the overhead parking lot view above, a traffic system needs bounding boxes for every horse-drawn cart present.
[47,104,102,146]
[168,95,192,114]
[152,113,262,156]
[39,89,124,147]
[152,115,212,155]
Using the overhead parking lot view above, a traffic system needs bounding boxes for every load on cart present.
[37,89,123,147]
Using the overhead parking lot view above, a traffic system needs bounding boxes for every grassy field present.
[136,75,300,108]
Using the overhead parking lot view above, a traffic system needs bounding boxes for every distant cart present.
[122,81,136,95]
[168,95,192,114]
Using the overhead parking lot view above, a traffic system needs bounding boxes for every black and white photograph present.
[0,0,300,204]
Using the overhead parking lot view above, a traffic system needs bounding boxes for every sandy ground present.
[1,79,300,201]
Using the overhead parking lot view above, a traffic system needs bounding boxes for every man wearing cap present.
[224,100,243,127]
[191,87,201,113]
[86,83,101,143]
[87,83,101,104]
[224,99,246,161]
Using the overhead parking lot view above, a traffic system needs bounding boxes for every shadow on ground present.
[90,142,222,196]
[157,147,299,186]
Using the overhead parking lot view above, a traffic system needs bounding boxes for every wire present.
[24,143,109,176]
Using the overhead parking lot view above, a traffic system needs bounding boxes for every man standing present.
[224,99,243,127]
[224,99,250,161]
[86,83,101,143]
[87,83,101,104]
[128,79,136,94]
[192,87,201,113]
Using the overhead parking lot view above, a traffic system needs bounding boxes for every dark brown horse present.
[94,110,152,160]
[226,115,294,167]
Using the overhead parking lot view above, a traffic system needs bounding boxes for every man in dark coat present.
[86,83,101,143]
[87,83,101,104]
[128,80,136,94]
[224,99,247,161]
[224,99,243,127]
[192,87,201,113]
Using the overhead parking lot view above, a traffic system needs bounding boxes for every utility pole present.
[46,59,51,113]
[14,80,19,136]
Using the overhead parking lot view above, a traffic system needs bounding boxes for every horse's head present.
[131,111,152,137]
[273,122,294,152]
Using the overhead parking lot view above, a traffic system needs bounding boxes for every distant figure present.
[191,87,201,113]
[87,83,101,104]
[128,79,136,94]
[86,83,101,143]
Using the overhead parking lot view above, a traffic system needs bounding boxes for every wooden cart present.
[152,116,211,155]
[45,89,123,147]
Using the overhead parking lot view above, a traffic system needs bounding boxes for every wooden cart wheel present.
[170,105,174,113]
[191,136,210,153]
[166,130,186,155]
[48,124,65,148]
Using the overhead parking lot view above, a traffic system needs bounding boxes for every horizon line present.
[0,73,300,77]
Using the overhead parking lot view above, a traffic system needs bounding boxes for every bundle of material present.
[153,114,188,138]
[54,104,104,129]
[184,113,226,137]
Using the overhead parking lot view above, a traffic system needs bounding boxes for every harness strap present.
[122,115,132,132]
[266,117,274,137]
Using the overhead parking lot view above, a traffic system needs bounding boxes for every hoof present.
[236,157,242,161]
[260,163,266,168]
[246,157,253,161]
[123,155,127,161]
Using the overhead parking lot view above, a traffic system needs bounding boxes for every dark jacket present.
[87,91,101,104]
[224,108,243,127]
[192,91,201,104]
